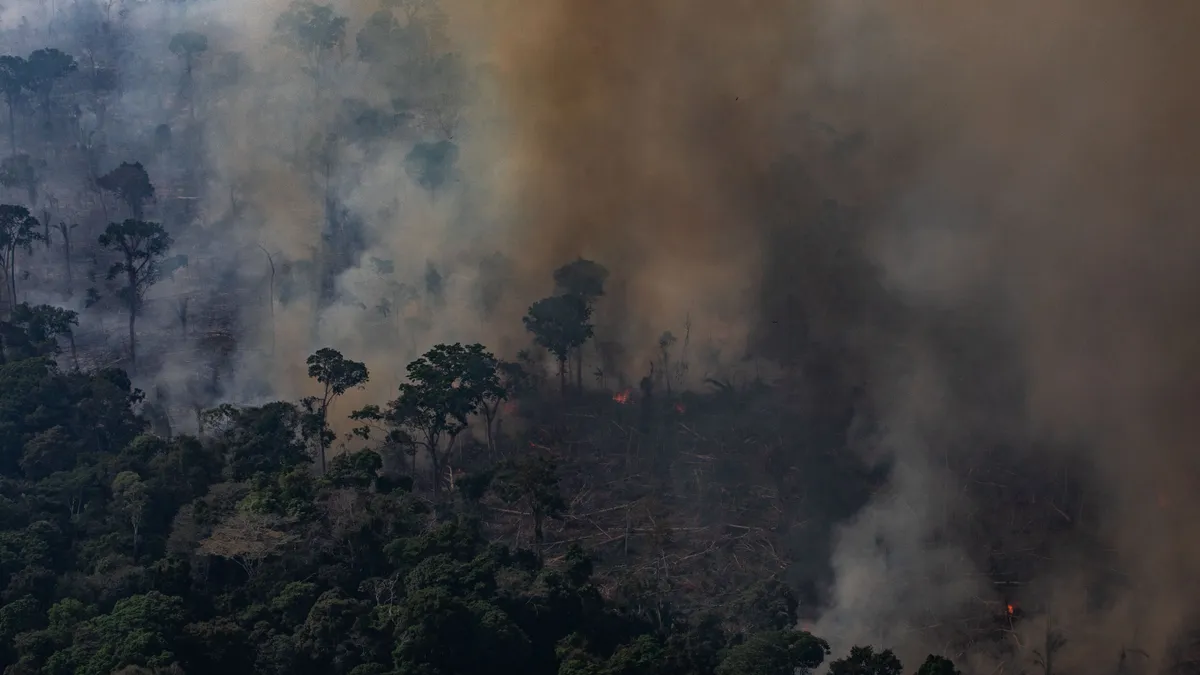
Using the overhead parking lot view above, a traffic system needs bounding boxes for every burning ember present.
[613,389,632,404]
[1006,604,1015,616]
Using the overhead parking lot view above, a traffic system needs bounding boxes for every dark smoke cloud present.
[482,0,1200,667]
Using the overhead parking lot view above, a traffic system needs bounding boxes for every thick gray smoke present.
[6,0,1200,670]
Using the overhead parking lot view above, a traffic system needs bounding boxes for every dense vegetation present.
[0,312,966,675]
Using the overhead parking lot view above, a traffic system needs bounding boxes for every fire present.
[674,402,686,414]
[1006,603,1015,616]
[613,389,632,404]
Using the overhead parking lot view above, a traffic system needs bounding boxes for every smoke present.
[483,0,1200,669]
[8,0,1200,666]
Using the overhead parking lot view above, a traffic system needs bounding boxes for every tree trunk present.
[483,407,495,456]
[7,99,14,156]
[68,331,78,370]
[127,266,138,368]
[575,348,582,394]
[61,228,71,293]
[534,511,544,564]
[558,357,567,397]
[128,305,136,367]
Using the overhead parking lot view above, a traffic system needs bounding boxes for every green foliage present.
[523,294,594,394]
[304,347,369,473]
[827,645,904,675]
[0,305,964,675]
[715,631,830,675]
[380,343,498,494]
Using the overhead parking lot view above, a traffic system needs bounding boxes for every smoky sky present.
[481,0,1200,667]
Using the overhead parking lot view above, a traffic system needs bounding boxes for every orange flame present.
[613,389,632,404]
[1006,603,1015,616]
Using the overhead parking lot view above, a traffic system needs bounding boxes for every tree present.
[304,347,369,473]
[169,31,208,80]
[523,294,594,396]
[112,471,149,557]
[9,302,79,367]
[98,219,173,366]
[97,162,155,220]
[274,0,348,101]
[915,655,961,675]
[827,646,904,675]
[0,153,42,206]
[457,345,510,456]
[553,258,608,391]
[25,48,76,131]
[493,455,565,563]
[57,221,79,294]
[169,32,208,118]
[0,56,27,154]
[715,631,831,675]
[377,343,490,497]
[0,204,42,314]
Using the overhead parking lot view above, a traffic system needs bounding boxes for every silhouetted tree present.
[275,0,347,100]
[379,343,491,496]
[0,153,42,206]
[169,31,208,118]
[9,302,79,367]
[828,645,904,675]
[552,258,608,391]
[0,56,27,154]
[98,162,155,219]
[493,455,565,563]
[915,655,961,675]
[98,219,172,366]
[25,48,76,130]
[0,204,42,313]
[523,294,594,396]
[303,347,369,473]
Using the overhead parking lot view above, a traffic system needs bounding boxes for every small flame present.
[1006,603,1015,616]
[613,389,632,404]
[674,402,686,414]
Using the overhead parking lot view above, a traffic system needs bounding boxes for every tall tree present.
[25,48,76,131]
[303,347,369,473]
[378,342,490,496]
[0,204,42,315]
[552,258,608,391]
[168,31,208,119]
[274,0,347,102]
[493,455,565,563]
[523,294,594,397]
[0,56,27,155]
[112,471,149,557]
[98,219,172,367]
[98,162,155,220]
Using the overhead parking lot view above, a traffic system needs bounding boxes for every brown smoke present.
[479,0,828,370]
[481,0,1200,665]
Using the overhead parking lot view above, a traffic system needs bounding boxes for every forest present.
[0,0,1199,674]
